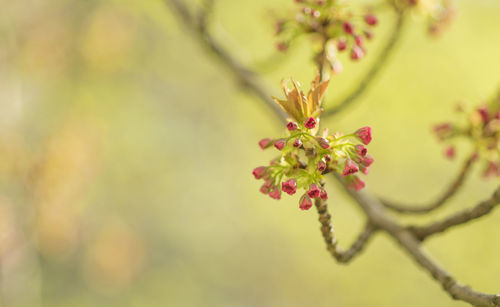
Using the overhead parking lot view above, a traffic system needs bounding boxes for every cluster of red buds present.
[252,74,373,210]
[433,90,500,178]
[274,0,379,73]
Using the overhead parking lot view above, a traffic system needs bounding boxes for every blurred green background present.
[0,0,499,306]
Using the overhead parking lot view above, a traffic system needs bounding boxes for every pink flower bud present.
[355,144,367,156]
[360,165,370,175]
[364,30,373,40]
[477,108,489,123]
[276,42,288,52]
[317,137,330,149]
[269,186,282,200]
[324,154,332,162]
[433,123,453,139]
[343,159,359,176]
[260,180,273,194]
[320,189,328,200]
[259,138,273,149]
[274,138,286,150]
[342,21,354,35]
[337,38,347,51]
[299,194,313,210]
[281,179,297,195]
[355,126,372,145]
[346,176,365,191]
[445,146,455,159]
[293,138,303,148]
[317,160,327,172]
[361,155,374,167]
[350,46,364,60]
[304,117,317,129]
[484,161,500,177]
[287,121,298,131]
[307,183,321,198]
[252,166,267,179]
[355,35,364,47]
[364,14,378,26]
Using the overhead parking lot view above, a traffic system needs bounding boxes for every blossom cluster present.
[433,91,500,178]
[252,75,373,210]
[274,0,379,73]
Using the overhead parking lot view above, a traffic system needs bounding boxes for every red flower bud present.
[355,35,364,47]
[317,160,327,172]
[307,183,321,198]
[350,46,364,60]
[282,179,297,195]
[342,21,354,35]
[433,123,453,140]
[346,176,365,191]
[343,159,359,176]
[360,165,370,175]
[252,166,267,179]
[477,108,489,124]
[337,38,347,51]
[355,126,372,145]
[276,42,288,52]
[260,180,273,194]
[269,186,282,200]
[355,144,367,156]
[484,161,500,177]
[259,138,273,149]
[293,138,303,148]
[317,137,330,149]
[364,14,378,26]
[364,30,373,40]
[361,155,374,167]
[304,117,317,129]
[287,121,298,131]
[299,194,313,210]
[320,189,328,200]
[445,146,455,159]
[324,154,332,162]
[274,138,286,150]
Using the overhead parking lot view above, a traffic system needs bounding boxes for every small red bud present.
[350,46,364,60]
[274,138,286,150]
[287,121,298,131]
[259,138,273,149]
[318,160,327,172]
[324,154,332,162]
[477,108,489,124]
[282,179,297,195]
[355,35,364,47]
[293,138,303,148]
[364,14,378,26]
[355,144,367,156]
[342,21,354,35]
[252,166,267,179]
[355,126,372,145]
[276,42,289,52]
[299,194,313,210]
[320,189,328,200]
[364,30,373,40]
[346,176,365,191]
[317,137,330,149]
[337,38,347,51]
[304,117,317,129]
[361,155,374,167]
[260,180,273,194]
[343,159,359,176]
[445,146,455,159]
[269,186,282,200]
[307,183,321,198]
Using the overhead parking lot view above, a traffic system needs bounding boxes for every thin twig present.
[322,11,406,118]
[315,198,376,263]
[381,153,476,214]
[409,186,500,241]
[165,1,500,305]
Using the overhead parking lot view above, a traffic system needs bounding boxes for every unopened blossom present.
[307,183,321,198]
[355,127,372,145]
[282,179,297,195]
[259,138,273,149]
[252,166,267,179]
[274,139,286,150]
[343,159,359,176]
[299,194,313,210]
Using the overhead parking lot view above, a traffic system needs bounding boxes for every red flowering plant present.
[433,90,500,178]
[252,74,373,210]
[274,0,379,74]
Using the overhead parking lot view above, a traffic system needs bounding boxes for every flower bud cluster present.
[433,91,500,178]
[274,0,378,72]
[253,121,373,209]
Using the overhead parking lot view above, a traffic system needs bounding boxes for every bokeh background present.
[0,0,499,306]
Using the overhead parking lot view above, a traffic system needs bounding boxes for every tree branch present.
[322,10,406,118]
[165,1,500,305]
[409,186,500,241]
[315,198,377,263]
[381,153,476,214]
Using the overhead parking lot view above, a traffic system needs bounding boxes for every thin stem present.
[409,186,500,241]
[380,153,476,214]
[322,10,406,118]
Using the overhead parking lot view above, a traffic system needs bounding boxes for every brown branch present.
[165,1,500,305]
[315,198,377,263]
[322,10,406,118]
[381,153,476,214]
[409,186,500,241]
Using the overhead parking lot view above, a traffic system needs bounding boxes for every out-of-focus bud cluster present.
[252,74,373,210]
[389,0,455,35]
[433,90,500,178]
[274,0,379,73]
